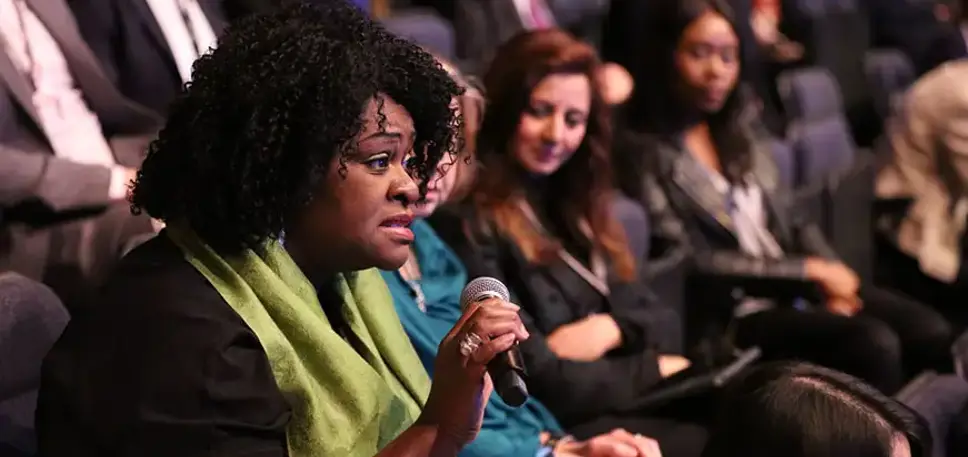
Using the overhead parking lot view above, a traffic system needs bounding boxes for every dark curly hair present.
[131,0,462,254]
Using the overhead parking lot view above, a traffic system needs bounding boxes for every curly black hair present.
[131,0,462,254]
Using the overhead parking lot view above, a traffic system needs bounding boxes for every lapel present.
[128,0,174,64]
[27,0,162,129]
[0,51,42,128]
[493,0,528,39]
[665,139,736,236]
[127,0,177,72]
[664,128,786,241]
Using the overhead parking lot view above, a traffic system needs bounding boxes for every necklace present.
[399,255,426,313]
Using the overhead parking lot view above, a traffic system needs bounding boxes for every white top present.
[703,164,785,317]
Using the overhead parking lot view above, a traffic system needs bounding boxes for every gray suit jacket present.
[877,59,968,283]
[613,122,840,309]
[0,0,162,215]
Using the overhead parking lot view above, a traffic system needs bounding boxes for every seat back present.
[787,0,878,145]
[612,195,685,354]
[778,67,857,186]
[381,8,456,61]
[613,194,650,264]
[864,49,916,120]
[0,273,69,455]
[547,0,609,47]
[769,137,796,188]
[896,371,968,457]
[822,153,877,283]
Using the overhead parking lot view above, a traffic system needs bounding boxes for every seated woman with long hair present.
[702,361,930,457]
[382,60,665,457]
[429,29,706,456]
[611,0,951,394]
[35,3,528,456]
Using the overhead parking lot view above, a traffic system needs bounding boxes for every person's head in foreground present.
[39,3,530,457]
[472,28,635,281]
[702,362,930,457]
[131,0,462,273]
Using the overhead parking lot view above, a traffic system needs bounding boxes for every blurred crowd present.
[3,0,968,456]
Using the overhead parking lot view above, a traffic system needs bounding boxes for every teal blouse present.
[381,220,564,457]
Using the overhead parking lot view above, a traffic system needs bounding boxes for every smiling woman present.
[34,2,531,457]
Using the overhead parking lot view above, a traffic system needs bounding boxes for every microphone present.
[459,277,529,407]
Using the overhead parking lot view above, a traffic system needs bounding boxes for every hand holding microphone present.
[419,277,530,447]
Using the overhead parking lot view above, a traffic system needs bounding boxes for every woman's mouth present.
[380,214,415,243]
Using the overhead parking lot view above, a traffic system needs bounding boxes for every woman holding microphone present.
[36,2,522,456]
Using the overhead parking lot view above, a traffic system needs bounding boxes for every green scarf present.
[167,227,430,457]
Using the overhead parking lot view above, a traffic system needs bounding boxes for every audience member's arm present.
[0,144,130,210]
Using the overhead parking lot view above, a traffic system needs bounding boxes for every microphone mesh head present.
[460,277,510,310]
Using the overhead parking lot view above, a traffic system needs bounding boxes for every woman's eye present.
[364,154,391,171]
[525,103,553,118]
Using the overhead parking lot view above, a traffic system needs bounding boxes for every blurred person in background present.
[613,0,952,394]
[36,3,528,456]
[876,58,968,329]
[383,57,665,457]
[702,362,930,457]
[432,29,707,457]
[69,0,227,116]
[0,0,162,309]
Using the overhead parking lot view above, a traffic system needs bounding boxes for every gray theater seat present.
[865,49,916,120]
[896,371,968,457]
[0,273,69,455]
[778,67,876,282]
[778,66,858,185]
[612,194,684,354]
[381,7,456,61]
[786,0,877,145]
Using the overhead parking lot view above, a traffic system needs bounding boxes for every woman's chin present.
[373,248,411,271]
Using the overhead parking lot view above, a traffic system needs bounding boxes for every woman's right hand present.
[805,258,860,299]
[419,298,529,448]
[658,355,691,378]
[558,429,663,457]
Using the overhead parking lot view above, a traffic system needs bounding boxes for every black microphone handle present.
[486,342,529,407]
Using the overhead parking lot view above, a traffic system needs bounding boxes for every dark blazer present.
[613,125,839,313]
[36,234,291,456]
[69,0,228,116]
[429,205,665,425]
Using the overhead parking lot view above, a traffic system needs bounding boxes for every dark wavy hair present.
[703,362,931,457]
[624,0,754,183]
[131,1,462,254]
[471,29,635,281]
